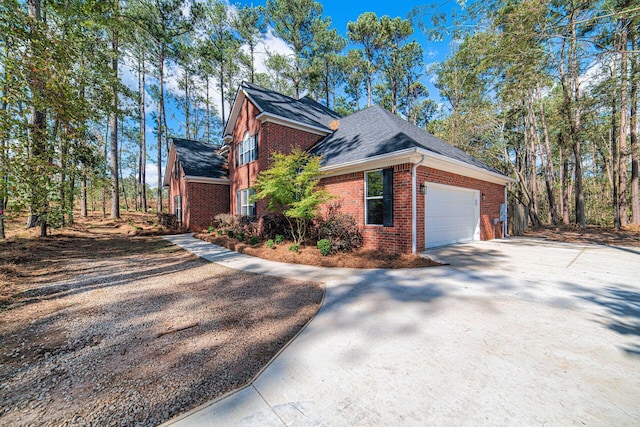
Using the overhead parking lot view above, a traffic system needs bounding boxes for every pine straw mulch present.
[195,233,442,269]
[524,224,640,248]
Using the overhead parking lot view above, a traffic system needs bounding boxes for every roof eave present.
[256,112,332,136]
[416,147,514,185]
[319,148,419,177]
[162,143,177,187]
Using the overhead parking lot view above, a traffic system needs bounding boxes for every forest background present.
[0,0,638,238]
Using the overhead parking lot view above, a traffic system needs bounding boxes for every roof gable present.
[224,82,341,137]
[164,138,227,186]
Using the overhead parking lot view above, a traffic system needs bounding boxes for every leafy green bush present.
[217,229,224,236]
[275,234,285,244]
[249,236,259,245]
[207,225,215,233]
[226,230,235,238]
[236,232,245,241]
[266,239,275,249]
[289,243,299,253]
[317,239,331,256]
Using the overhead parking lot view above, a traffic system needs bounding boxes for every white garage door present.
[425,183,480,248]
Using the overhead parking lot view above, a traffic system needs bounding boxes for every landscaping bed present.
[524,225,640,247]
[195,233,442,269]
[0,215,323,426]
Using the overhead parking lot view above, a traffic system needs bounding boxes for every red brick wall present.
[417,166,505,242]
[320,164,413,253]
[167,159,230,230]
[185,182,230,230]
[229,97,326,215]
[320,164,505,253]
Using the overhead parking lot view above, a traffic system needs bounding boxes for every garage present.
[425,183,480,248]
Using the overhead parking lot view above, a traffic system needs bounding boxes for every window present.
[365,169,393,226]
[236,132,258,166]
[237,188,256,216]
[174,195,182,223]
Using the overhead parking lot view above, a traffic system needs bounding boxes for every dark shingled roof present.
[173,138,227,179]
[310,105,501,174]
[241,81,341,131]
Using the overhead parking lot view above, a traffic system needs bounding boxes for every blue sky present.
[131,0,463,187]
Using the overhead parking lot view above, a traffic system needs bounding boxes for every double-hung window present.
[365,169,393,226]
[236,131,258,166]
[237,188,256,216]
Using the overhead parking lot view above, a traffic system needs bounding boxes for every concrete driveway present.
[163,236,640,426]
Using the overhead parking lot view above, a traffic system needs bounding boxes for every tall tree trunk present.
[631,34,640,224]
[205,77,210,144]
[537,88,559,225]
[618,19,629,227]
[119,122,129,211]
[611,80,620,228]
[157,45,165,213]
[184,69,190,139]
[110,28,120,219]
[81,168,87,218]
[219,66,225,124]
[27,0,48,235]
[138,53,147,212]
[560,147,570,224]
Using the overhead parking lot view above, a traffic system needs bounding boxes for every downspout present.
[412,155,426,253]
[504,185,508,238]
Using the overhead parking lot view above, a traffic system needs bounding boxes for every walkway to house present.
[162,234,640,426]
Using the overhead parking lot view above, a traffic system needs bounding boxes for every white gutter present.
[504,186,508,237]
[411,154,426,254]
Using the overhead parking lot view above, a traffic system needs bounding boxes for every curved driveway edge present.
[162,234,640,426]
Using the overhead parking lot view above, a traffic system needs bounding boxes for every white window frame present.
[238,131,257,166]
[365,169,384,226]
[238,188,256,216]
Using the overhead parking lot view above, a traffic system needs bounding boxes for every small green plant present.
[289,243,299,253]
[275,234,285,244]
[249,236,259,245]
[266,239,275,249]
[236,232,245,241]
[207,225,215,233]
[317,239,331,256]
[217,229,224,236]
[226,229,235,238]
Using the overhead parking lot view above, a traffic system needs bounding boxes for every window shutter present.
[236,191,241,215]
[235,143,239,167]
[382,168,394,227]
[254,133,258,161]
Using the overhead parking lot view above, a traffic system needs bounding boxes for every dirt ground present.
[196,234,441,269]
[524,225,640,247]
[0,213,323,426]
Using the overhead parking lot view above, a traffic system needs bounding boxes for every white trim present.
[411,155,425,253]
[320,149,417,177]
[255,112,331,136]
[163,143,177,187]
[183,176,230,185]
[319,147,513,185]
[364,169,384,226]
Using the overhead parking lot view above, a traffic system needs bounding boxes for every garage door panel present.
[425,184,479,248]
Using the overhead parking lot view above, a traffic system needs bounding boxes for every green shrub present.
[275,234,285,244]
[226,229,235,238]
[249,236,259,245]
[289,243,299,253]
[236,232,245,241]
[266,239,275,249]
[207,225,215,233]
[217,229,224,236]
[317,239,331,256]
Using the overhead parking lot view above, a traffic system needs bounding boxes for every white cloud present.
[145,163,160,188]
[254,28,295,74]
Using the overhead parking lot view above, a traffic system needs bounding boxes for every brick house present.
[165,82,513,253]
[164,138,229,230]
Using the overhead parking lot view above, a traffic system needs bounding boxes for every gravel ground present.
[0,235,323,426]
